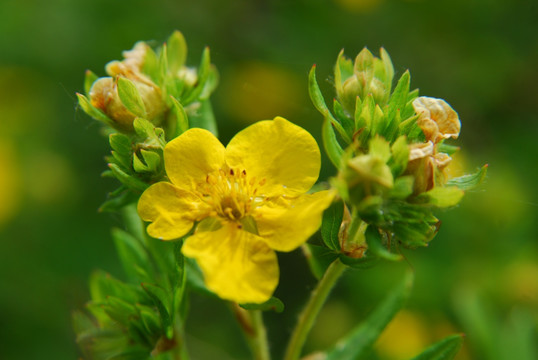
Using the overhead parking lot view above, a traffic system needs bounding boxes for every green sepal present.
[322,115,344,168]
[388,135,409,177]
[77,93,115,127]
[141,283,173,338]
[325,271,413,360]
[199,65,219,100]
[437,143,460,156]
[334,49,354,100]
[108,163,149,192]
[365,225,402,261]
[166,30,187,73]
[110,133,132,155]
[410,334,464,360]
[84,70,98,95]
[321,200,344,251]
[142,46,160,84]
[133,118,166,148]
[309,64,330,115]
[380,48,394,102]
[333,99,354,136]
[137,304,162,337]
[89,270,144,304]
[369,136,391,163]
[170,96,189,136]
[389,176,414,199]
[183,46,211,104]
[303,244,339,280]
[112,228,151,282]
[141,149,161,172]
[387,71,410,125]
[99,189,138,213]
[101,296,138,325]
[418,186,464,208]
[392,220,435,248]
[158,43,169,85]
[188,99,218,136]
[240,297,285,313]
[111,150,132,172]
[117,77,147,118]
[446,164,488,190]
[339,252,380,269]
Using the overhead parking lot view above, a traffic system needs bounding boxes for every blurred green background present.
[0,0,536,359]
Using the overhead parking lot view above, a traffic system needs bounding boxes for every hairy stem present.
[284,259,347,360]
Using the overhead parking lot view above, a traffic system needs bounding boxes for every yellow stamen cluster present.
[196,168,267,222]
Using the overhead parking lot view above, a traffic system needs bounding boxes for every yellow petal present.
[182,223,279,303]
[225,117,321,197]
[255,190,335,252]
[138,182,202,240]
[165,128,226,190]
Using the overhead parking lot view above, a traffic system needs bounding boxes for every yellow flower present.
[138,117,334,303]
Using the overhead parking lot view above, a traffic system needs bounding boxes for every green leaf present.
[117,77,147,118]
[77,93,115,127]
[380,48,394,101]
[84,70,98,95]
[170,96,189,136]
[334,49,354,100]
[322,115,344,168]
[339,252,380,269]
[99,189,138,213]
[183,46,211,104]
[109,133,132,155]
[365,225,402,261]
[446,164,488,191]
[240,297,285,313]
[437,143,460,156]
[112,228,150,282]
[410,334,464,360]
[390,176,414,199]
[321,200,344,251]
[309,64,330,115]
[89,270,143,304]
[142,46,160,84]
[388,135,409,177]
[388,71,410,124]
[303,244,339,280]
[167,30,187,73]
[108,163,148,192]
[420,186,464,208]
[325,272,413,360]
[200,65,219,100]
[141,283,173,338]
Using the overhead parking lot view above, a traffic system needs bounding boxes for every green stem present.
[284,259,347,360]
[250,310,271,360]
[231,305,271,360]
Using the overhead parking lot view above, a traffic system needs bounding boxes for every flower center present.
[198,167,266,222]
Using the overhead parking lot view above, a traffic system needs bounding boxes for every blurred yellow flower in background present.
[217,62,304,124]
[0,141,21,228]
[138,117,334,303]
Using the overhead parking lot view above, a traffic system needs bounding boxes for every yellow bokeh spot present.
[375,310,430,359]
[217,62,304,124]
[502,261,538,306]
[0,141,21,227]
[25,151,78,206]
[334,0,384,13]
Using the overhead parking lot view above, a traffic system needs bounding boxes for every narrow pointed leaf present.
[325,272,413,360]
[112,228,150,281]
[240,297,285,313]
[446,164,488,190]
[167,30,187,72]
[321,200,345,251]
[108,163,148,192]
[388,71,410,123]
[309,65,330,115]
[170,96,189,136]
[365,225,402,261]
[322,115,344,168]
[77,93,115,127]
[188,99,218,136]
[183,46,211,104]
[410,334,464,360]
[84,70,98,95]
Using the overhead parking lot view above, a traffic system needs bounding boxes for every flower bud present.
[89,76,165,131]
